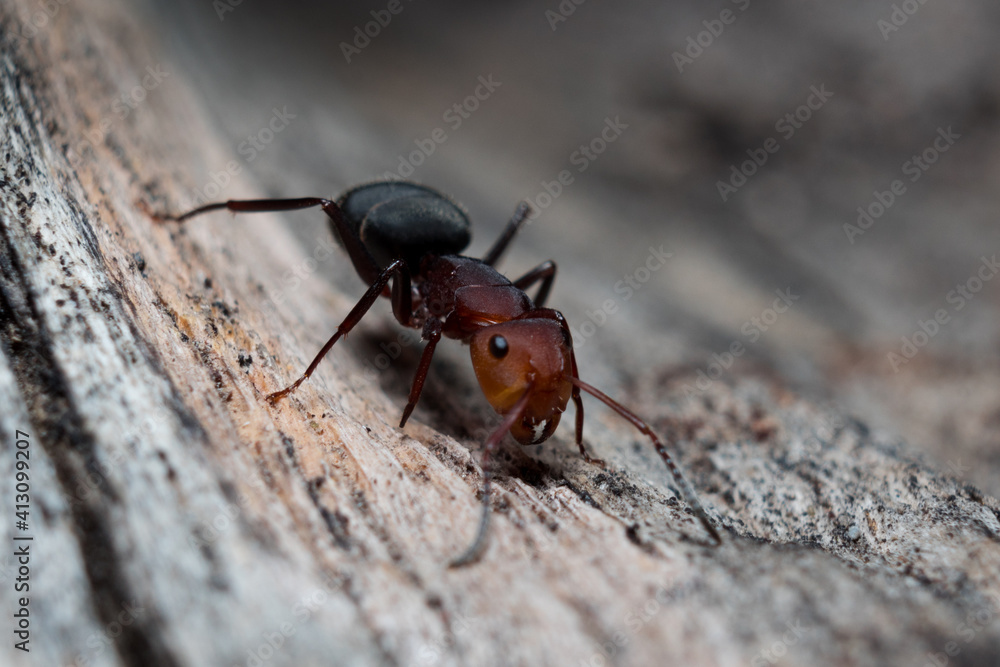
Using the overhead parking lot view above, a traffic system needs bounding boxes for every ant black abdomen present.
[338,181,471,271]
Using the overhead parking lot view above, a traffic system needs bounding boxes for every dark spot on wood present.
[212,300,231,317]
[157,450,177,481]
[563,481,602,510]
[281,433,296,460]
[352,490,370,516]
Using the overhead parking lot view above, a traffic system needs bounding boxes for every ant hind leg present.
[482,202,531,267]
[141,197,330,223]
[141,195,381,285]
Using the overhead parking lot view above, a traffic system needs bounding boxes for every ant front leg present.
[267,258,406,404]
[567,347,605,468]
[531,308,605,467]
[513,260,557,308]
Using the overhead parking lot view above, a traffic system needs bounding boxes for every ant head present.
[469,318,573,445]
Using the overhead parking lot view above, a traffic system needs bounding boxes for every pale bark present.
[1,2,999,666]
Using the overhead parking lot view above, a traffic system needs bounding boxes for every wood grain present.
[2,1,999,666]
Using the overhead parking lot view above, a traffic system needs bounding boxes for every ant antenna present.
[450,388,533,568]
[570,377,721,545]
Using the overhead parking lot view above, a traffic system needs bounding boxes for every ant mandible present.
[146,181,721,565]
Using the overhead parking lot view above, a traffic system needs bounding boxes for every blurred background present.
[145,0,1000,495]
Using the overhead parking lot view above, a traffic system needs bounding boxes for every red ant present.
[145,181,721,565]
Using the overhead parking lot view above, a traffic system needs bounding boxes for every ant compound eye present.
[488,334,509,359]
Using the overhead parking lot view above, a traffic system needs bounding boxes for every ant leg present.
[140,197,328,223]
[528,309,604,466]
[390,261,414,326]
[450,388,533,568]
[513,260,557,308]
[398,319,443,428]
[570,377,722,545]
[141,196,381,286]
[482,202,531,267]
[390,266,444,428]
[568,348,605,467]
[267,258,406,404]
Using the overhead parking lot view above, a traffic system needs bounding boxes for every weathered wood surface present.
[1,1,1000,666]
